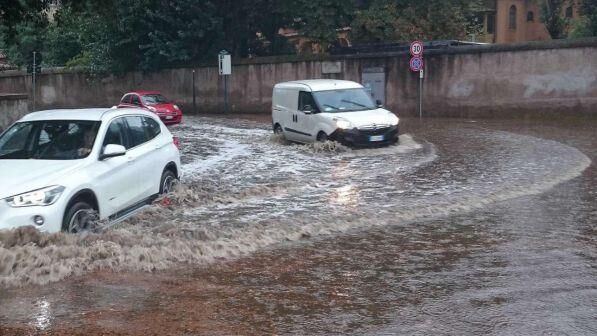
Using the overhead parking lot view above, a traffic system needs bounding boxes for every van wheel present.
[274,124,283,135]
[160,169,178,194]
[317,132,329,142]
[63,202,96,233]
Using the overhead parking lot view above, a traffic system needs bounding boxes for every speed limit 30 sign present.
[410,40,424,56]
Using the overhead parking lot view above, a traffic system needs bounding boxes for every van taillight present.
[173,136,181,149]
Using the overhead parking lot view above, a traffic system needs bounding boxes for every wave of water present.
[0,120,591,287]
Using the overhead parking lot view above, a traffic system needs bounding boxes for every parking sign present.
[409,56,424,72]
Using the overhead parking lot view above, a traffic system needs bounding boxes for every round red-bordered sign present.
[410,40,424,56]
[410,56,424,72]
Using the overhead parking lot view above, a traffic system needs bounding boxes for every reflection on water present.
[32,299,51,330]
[330,184,359,208]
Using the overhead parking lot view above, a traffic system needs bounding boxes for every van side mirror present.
[376,100,384,108]
[100,144,126,160]
[302,104,315,114]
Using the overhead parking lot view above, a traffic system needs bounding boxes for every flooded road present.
[0,116,595,335]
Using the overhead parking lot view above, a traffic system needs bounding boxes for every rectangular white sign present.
[219,54,231,75]
[322,61,343,74]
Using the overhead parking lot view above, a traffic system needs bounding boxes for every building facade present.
[480,0,581,43]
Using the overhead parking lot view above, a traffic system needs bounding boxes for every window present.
[141,94,169,105]
[565,6,573,18]
[143,117,161,140]
[509,5,517,29]
[131,95,141,106]
[527,11,534,22]
[312,88,377,113]
[120,94,132,104]
[0,120,100,160]
[298,91,318,112]
[486,13,495,34]
[125,116,149,148]
[0,123,33,155]
[103,118,127,148]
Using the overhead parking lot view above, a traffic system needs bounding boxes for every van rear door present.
[273,88,300,141]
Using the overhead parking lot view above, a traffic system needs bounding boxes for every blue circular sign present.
[410,56,424,72]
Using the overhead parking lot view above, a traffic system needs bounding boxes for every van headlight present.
[389,114,399,126]
[5,186,66,208]
[335,118,353,129]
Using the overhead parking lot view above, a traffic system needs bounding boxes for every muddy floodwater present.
[0,116,595,335]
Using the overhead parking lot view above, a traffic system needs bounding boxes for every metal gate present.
[362,67,386,105]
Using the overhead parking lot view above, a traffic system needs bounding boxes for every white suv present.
[0,108,181,233]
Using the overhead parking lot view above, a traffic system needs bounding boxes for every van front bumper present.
[332,125,399,147]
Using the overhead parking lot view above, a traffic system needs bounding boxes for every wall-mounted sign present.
[322,61,343,74]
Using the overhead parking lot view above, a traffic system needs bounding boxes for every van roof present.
[274,79,363,92]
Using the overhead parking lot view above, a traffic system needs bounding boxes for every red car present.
[118,91,183,124]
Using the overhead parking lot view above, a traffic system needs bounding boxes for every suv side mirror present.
[303,104,315,114]
[376,99,384,108]
[100,144,126,160]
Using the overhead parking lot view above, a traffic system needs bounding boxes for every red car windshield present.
[141,94,169,105]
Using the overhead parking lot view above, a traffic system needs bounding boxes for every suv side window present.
[131,95,141,106]
[103,118,128,148]
[298,91,317,112]
[125,116,149,148]
[143,117,161,140]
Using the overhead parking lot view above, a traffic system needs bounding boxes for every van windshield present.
[313,88,376,113]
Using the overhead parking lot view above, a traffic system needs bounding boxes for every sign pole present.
[409,41,425,120]
[419,70,424,119]
[32,51,36,111]
[218,50,232,114]
[224,75,229,114]
[192,69,197,113]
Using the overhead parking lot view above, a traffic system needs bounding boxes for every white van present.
[272,79,399,146]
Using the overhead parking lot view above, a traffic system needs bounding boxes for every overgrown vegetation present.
[1,0,594,76]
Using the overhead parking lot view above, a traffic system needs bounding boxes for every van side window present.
[298,91,318,112]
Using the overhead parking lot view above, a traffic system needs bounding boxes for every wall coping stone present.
[0,37,594,77]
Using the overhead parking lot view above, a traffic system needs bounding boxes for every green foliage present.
[575,0,597,37]
[0,20,47,66]
[0,0,49,66]
[285,0,355,48]
[140,1,223,70]
[541,0,569,39]
[352,0,484,43]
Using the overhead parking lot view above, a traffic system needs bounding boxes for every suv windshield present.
[313,88,376,113]
[0,120,101,160]
[141,94,169,105]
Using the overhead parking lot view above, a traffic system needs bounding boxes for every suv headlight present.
[5,186,66,208]
[335,118,353,129]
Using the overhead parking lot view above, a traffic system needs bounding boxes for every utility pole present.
[32,51,37,111]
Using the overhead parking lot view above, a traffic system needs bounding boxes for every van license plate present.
[369,135,384,142]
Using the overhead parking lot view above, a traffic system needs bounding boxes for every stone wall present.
[0,38,595,118]
[0,94,29,130]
